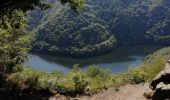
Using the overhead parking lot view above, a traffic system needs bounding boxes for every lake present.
[26,45,162,73]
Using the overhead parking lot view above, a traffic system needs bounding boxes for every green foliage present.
[31,0,170,57]
[8,66,114,94]
[87,66,110,78]
[0,0,84,74]
[139,55,167,81]
[122,68,145,84]
[72,64,81,72]
[7,46,170,95]
[0,10,30,74]
[120,47,170,83]
[31,0,117,56]
[0,0,84,14]
[8,67,40,88]
[68,0,85,11]
[86,67,114,92]
[71,68,90,93]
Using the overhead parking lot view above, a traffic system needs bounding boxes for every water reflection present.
[26,45,162,73]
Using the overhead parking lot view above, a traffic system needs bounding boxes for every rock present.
[150,61,170,90]
[148,60,170,99]
[143,90,154,99]
[143,84,154,99]
[156,82,170,91]
[49,94,68,100]
[152,82,170,100]
[167,60,170,64]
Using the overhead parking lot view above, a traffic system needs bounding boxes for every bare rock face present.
[150,60,170,90]
[149,60,170,100]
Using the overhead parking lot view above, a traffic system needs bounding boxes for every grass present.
[8,66,115,94]
[6,46,170,95]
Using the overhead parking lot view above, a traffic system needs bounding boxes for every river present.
[26,45,162,73]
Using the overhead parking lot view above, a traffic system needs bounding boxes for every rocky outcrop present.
[147,60,170,100]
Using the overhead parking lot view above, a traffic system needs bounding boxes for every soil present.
[51,84,151,100]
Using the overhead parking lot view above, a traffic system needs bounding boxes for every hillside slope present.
[29,0,170,57]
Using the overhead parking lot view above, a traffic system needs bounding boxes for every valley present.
[1,0,170,99]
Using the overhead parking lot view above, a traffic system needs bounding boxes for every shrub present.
[8,67,40,88]
[87,66,110,78]
[142,57,165,81]
[73,74,89,93]
[6,46,169,95]
[123,68,145,84]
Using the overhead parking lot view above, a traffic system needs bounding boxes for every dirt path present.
[76,84,149,100]
[51,84,151,100]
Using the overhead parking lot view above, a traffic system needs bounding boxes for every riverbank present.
[27,45,162,73]
[1,46,170,100]
[31,44,162,59]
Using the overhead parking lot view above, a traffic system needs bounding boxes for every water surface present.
[26,45,162,73]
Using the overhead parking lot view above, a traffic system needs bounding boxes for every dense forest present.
[1,0,170,99]
[30,0,170,57]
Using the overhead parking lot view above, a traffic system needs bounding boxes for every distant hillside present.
[29,0,170,57]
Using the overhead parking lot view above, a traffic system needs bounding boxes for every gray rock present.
[150,61,170,90]
[156,82,170,91]
[149,60,170,99]
[152,82,170,100]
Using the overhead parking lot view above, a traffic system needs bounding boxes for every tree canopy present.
[0,0,84,14]
[0,0,84,74]
[31,0,170,57]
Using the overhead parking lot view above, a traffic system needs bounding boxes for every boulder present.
[148,60,170,99]
[152,82,170,100]
[156,82,170,91]
[143,88,154,99]
[150,60,170,90]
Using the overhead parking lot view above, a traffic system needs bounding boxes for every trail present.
[52,84,151,100]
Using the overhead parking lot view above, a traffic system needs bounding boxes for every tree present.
[0,0,84,14]
[0,10,29,74]
[0,0,84,74]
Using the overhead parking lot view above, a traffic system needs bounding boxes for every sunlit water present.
[26,45,162,73]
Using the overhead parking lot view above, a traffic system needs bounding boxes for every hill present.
[29,0,170,57]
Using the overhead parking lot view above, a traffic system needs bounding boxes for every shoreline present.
[30,44,163,59]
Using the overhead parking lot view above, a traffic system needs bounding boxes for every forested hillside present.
[30,0,170,57]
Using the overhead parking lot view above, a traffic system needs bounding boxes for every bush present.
[8,67,40,88]
[123,68,145,84]
[7,47,168,95]
[142,57,165,81]
[87,66,110,78]
[73,74,89,93]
